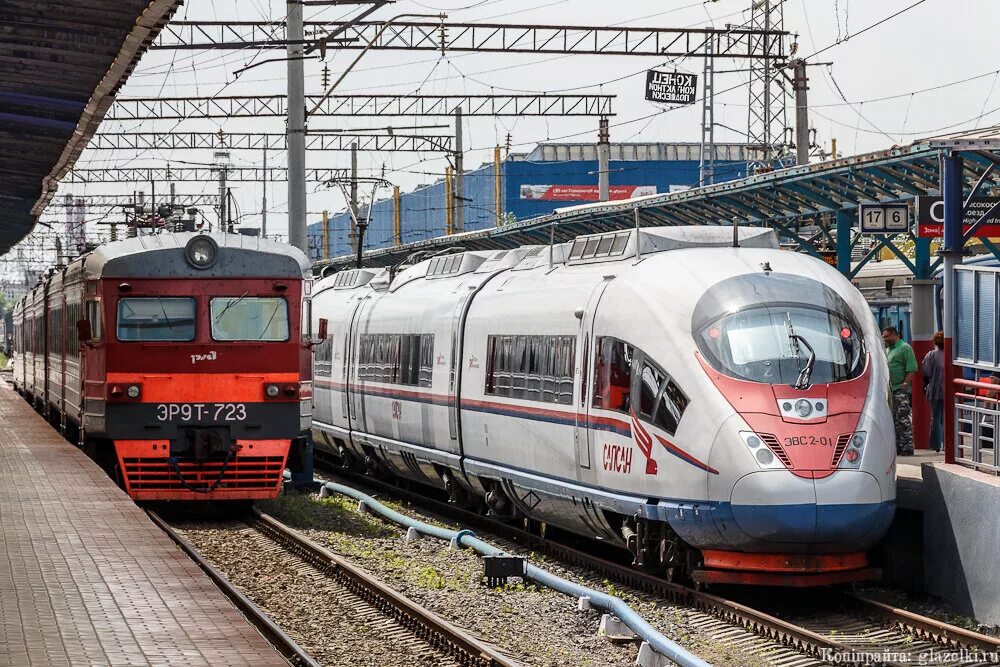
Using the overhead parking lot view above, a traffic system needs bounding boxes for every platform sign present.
[645,70,697,105]
[858,203,910,234]
[916,195,1000,237]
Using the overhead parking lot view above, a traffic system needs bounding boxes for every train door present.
[341,297,365,423]
[347,295,372,434]
[575,279,612,474]
[447,290,477,443]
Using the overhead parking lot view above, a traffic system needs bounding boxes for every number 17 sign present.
[858,202,910,234]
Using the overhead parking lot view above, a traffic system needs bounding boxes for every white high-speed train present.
[311,226,895,586]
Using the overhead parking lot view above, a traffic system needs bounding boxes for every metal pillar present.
[835,209,852,276]
[321,210,329,260]
[910,237,935,451]
[793,59,809,166]
[494,146,503,225]
[393,186,401,246]
[261,146,268,239]
[216,152,229,231]
[454,106,464,233]
[942,153,964,464]
[348,142,359,251]
[698,35,715,186]
[445,167,454,235]
[286,0,307,252]
[597,117,611,201]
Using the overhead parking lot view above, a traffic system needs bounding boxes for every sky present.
[14,0,1000,262]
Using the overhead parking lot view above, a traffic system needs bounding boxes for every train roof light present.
[185,235,218,269]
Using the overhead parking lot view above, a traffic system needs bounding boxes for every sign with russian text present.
[916,195,1000,237]
[858,203,910,234]
[519,185,657,202]
[645,70,697,105]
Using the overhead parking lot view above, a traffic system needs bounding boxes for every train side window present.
[419,334,434,388]
[638,359,664,420]
[85,300,102,342]
[485,334,575,405]
[592,337,632,414]
[653,379,689,435]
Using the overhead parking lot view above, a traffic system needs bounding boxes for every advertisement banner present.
[519,185,657,202]
[916,195,1000,237]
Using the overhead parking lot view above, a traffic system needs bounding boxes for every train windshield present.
[210,297,289,342]
[697,305,864,386]
[117,298,196,342]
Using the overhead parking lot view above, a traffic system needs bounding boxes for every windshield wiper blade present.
[791,333,817,389]
[157,298,173,331]
[213,291,249,324]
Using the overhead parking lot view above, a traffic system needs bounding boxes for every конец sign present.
[645,70,697,105]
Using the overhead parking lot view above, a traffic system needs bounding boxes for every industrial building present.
[307,142,749,261]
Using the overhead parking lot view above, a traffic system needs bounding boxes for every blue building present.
[307,142,749,261]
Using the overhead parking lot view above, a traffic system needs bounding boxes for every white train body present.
[312,226,896,585]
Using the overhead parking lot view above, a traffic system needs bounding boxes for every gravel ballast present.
[259,491,778,667]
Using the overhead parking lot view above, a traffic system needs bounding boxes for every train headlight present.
[739,431,784,470]
[126,384,141,399]
[794,399,813,418]
[265,383,280,398]
[839,431,867,468]
[185,235,218,269]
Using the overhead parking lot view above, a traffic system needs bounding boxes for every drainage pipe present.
[318,480,711,667]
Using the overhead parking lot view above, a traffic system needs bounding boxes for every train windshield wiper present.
[790,333,817,389]
[213,291,248,326]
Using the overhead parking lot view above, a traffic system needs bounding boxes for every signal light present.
[126,385,141,399]
[840,327,852,339]
[845,449,860,463]
[265,384,280,398]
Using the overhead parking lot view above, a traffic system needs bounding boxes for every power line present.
[802,0,931,60]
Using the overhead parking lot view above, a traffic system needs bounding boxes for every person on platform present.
[921,331,945,453]
[883,326,917,455]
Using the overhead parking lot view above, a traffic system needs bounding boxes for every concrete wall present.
[922,462,1000,624]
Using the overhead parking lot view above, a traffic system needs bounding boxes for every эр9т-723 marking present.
[11,233,316,502]
[311,226,895,587]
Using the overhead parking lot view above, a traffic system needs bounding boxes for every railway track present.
[316,464,1000,667]
[153,508,519,667]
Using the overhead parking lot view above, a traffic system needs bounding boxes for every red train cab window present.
[210,297,289,342]
[117,298,195,342]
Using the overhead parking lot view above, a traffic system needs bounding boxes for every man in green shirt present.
[883,326,918,455]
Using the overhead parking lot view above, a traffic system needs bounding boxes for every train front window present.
[117,298,196,342]
[210,297,289,342]
[697,305,864,386]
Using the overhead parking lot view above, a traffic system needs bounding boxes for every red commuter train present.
[11,233,316,501]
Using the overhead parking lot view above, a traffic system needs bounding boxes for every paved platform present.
[0,383,286,667]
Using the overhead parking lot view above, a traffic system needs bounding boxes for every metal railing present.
[954,378,1000,475]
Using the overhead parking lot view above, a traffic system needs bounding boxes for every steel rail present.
[318,463,995,667]
[147,511,320,667]
[252,511,521,667]
[846,593,1000,654]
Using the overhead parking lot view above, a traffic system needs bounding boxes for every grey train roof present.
[83,233,311,280]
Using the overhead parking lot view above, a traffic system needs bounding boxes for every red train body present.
[11,233,314,501]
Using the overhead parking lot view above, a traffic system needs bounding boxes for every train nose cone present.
[730,471,892,546]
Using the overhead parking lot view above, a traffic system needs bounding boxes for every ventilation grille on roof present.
[427,254,465,276]
[334,270,360,288]
[568,231,631,261]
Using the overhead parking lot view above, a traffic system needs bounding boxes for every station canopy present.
[320,125,1000,272]
[0,0,181,255]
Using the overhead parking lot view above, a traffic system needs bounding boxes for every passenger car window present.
[117,298,196,342]
[210,297,289,342]
[592,337,633,414]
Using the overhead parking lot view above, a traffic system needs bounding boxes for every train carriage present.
[12,233,314,502]
[312,226,896,586]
